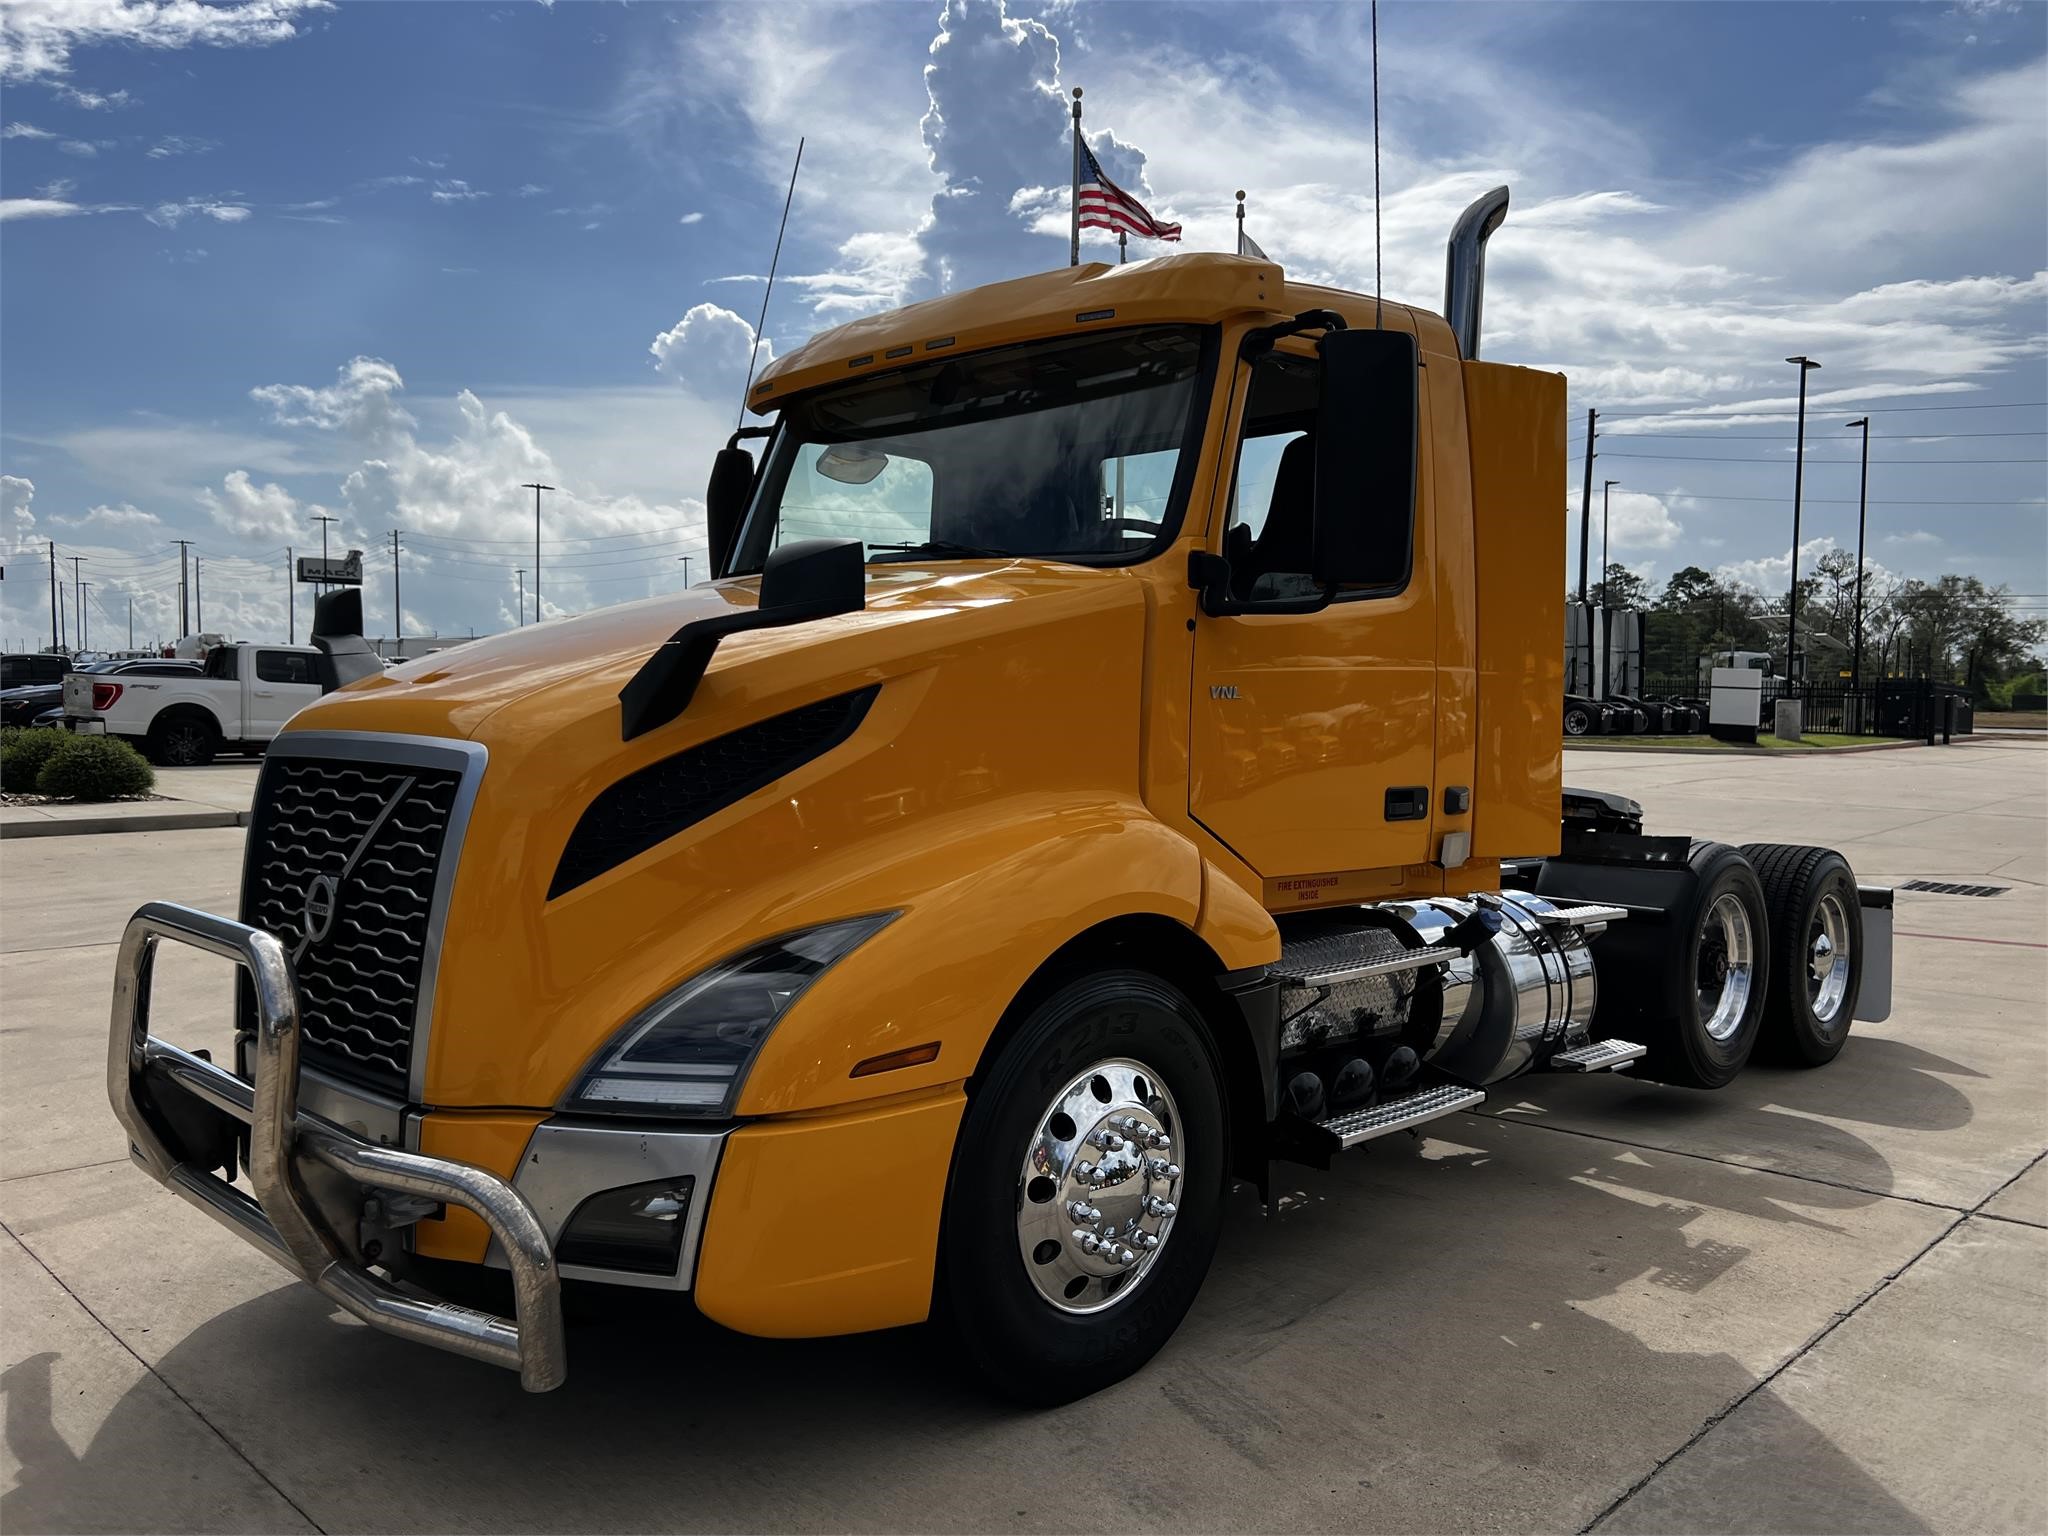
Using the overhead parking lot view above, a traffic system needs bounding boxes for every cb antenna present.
[1371,0,1383,329]
[739,136,805,432]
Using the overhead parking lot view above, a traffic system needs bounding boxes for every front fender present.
[737,796,1203,1116]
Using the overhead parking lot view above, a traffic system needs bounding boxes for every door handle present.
[1383,786,1429,822]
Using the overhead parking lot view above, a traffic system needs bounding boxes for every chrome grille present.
[240,743,471,1096]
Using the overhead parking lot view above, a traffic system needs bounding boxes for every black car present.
[0,658,199,728]
[0,652,71,690]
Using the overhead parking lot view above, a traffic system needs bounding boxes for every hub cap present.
[1808,891,1853,1027]
[1015,1058,1183,1315]
[1697,892,1756,1042]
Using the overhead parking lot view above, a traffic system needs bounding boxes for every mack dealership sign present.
[296,551,365,585]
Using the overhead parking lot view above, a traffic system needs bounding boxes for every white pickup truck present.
[64,641,325,765]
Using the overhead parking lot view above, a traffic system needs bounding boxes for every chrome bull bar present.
[108,900,567,1392]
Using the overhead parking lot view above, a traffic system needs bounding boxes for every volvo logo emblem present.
[302,874,341,944]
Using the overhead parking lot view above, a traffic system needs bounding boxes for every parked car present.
[3,658,200,728]
[63,642,322,764]
[0,652,72,690]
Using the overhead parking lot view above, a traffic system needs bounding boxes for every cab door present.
[249,649,321,736]
[1188,340,1438,882]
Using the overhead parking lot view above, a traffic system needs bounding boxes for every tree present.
[1887,576,2047,697]
[1592,562,1650,612]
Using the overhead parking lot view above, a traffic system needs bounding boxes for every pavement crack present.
[1579,1210,1968,1534]
[0,1157,129,1186]
[0,1220,327,1534]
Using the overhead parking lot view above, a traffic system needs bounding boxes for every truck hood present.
[287,558,1141,752]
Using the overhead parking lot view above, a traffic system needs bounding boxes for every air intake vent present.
[1898,880,2008,898]
[551,685,879,898]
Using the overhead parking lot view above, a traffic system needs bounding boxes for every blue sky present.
[2,0,2043,648]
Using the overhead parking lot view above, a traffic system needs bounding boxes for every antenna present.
[1371,0,1383,329]
[739,137,805,431]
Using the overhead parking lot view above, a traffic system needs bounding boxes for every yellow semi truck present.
[110,187,1892,1402]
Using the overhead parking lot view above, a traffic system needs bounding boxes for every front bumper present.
[109,901,569,1392]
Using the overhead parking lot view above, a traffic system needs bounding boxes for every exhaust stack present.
[1443,185,1510,360]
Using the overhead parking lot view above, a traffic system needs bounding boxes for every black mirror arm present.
[727,426,773,448]
[619,594,847,742]
[1187,550,1333,618]
[1240,308,1349,363]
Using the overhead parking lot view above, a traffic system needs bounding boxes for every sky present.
[1,0,2044,650]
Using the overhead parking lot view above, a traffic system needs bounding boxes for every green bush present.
[34,733,156,801]
[0,727,65,791]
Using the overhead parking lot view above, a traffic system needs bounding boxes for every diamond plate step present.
[1273,944,1462,990]
[1549,1038,1647,1072]
[1316,1083,1486,1147]
[1531,903,1629,928]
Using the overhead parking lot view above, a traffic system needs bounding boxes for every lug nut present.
[1067,1201,1101,1224]
[1144,1196,1177,1218]
[1075,1159,1096,1182]
[1116,1246,1138,1266]
[1091,1130,1125,1152]
[1073,1229,1102,1254]
[1136,1232,1160,1250]
[1147,1130,1172,1150]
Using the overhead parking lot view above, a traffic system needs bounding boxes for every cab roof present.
[748,252,1455,412]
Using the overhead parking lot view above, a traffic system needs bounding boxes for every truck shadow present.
[1,1111,1934,1533]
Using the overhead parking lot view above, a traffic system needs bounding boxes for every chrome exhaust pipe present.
[1443,185,1510,360]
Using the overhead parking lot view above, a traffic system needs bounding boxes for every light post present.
[1784,355,1821,687]
[516,567,526,626]
[1845,417,1870,691]
[521,483,555,621]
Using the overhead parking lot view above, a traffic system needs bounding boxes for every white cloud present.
[1,0,332,83]
[199,470,307,538]
[58,137,110,156]
[516,182,549,198]
[1,197,86,220]
[1884,530,1942,546]
[430,178,488,203]
[55,502,163,530]
[1,121,55,139]
[51,82,130,108]
[2,475,35,552]
[678,210,703,225]
[252,356,413,437]
[649,303,770,396]
[1601,489,1683,553]
[146,198,251,227]
[1716,537,1841,595]
[146,134,218,159]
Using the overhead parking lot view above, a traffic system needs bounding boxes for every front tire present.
[939,969,1226,1405]
[1741,843,1862,1067]
[1564,704,1594,737]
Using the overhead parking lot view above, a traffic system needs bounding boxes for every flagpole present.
[1235,189,1246,254]
[1069,87,1083,268]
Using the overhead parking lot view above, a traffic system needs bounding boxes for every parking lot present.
[3,739,2042,1534]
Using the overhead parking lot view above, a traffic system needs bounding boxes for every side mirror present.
[759,535,865,616]
[309,586,382,692]
[1312,327,1419,589]
[704,444,758,578]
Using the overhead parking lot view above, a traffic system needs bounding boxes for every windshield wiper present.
[866,539,1013,561]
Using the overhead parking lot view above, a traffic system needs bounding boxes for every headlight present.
[562,914,896,1118]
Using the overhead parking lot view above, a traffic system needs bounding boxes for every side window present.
[204,648,238,681]
[1224,351,1321,603]
[256,651,317,685]
[1099,447,1182,548]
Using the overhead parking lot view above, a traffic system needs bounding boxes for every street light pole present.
[1784,355,1821,686]
[678,554,692,588]
[521,483,555,622]
[1601,479,1619,601]
[1846,417,1870,690]
[1576,408,1598,602]
[516,568,525,626]
[311,515,338,593]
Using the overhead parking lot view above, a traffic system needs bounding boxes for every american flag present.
[1077,142,1180,244]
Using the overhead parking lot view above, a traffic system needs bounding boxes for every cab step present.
[1272,943,1462,990]
[1316,1083,1486,1147]
[1549,1038,1646,1072]
[1530,902,1629,930]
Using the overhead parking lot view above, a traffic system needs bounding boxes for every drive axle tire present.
[1740,843,1862,1068]
[939,969,1226,1406]
[1563,703,1595,737]
[1634,841,1770,1090]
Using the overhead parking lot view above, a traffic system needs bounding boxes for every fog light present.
[555,1178,695,1276]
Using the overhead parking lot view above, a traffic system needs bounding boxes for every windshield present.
[729,325,1210,570]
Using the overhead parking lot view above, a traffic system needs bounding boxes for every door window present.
[1224,351,1322,604]
[255,651,317,685]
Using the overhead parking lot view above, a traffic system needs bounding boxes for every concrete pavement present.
[1,762,260,839]
[1,739,2042,1533]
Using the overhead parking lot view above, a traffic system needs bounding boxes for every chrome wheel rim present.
[1565,711,1589,736]
[1697,892,1756,1042]
[1809,891,1853,1027]
[1015,1057,1183,1316]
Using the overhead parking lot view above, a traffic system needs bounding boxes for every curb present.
[0,808,251,840]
